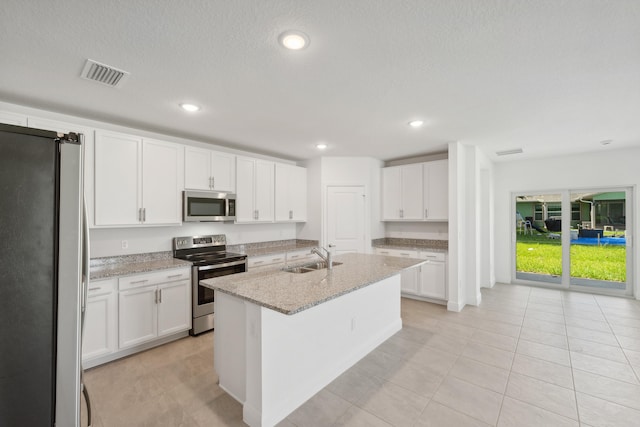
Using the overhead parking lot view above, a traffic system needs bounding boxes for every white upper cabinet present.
[94,130,181,226]
[423,160,448,221]
[382,164,423,220]
[0,111,27,126]
[184,146,235,192]
[275,163,307,222]
[382,160,448,222]
[236,156,274,223]
[142,139,182,224]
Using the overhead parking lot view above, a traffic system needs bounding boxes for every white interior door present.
[326,186,366,254]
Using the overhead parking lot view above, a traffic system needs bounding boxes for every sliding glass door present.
[515,193,563,285]
[513,188,632,296]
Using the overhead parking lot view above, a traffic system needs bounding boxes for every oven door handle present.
[197,259,247,271]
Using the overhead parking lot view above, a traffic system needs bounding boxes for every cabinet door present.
[382,167,402,220]
[254,160,274,222]
[424,160,448,220]
[157,280,191,337]
[274,163,290,221]
[119,286,157,348]
[184,146,213,190]
[290,165,307,221]
[94,131,141,226]
[401,164,424,219]
[211,151,236,192]
[82,284,117,360]
[419,261,447,300]
[142,139,181,224]
[235,156,256,222]
[401,267,420,295]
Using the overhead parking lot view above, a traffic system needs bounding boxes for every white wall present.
[493,147,639,298]
[448,143,495,311]
[90,223,296,258]
[299,157,384,249]
[297,157,322,241]
[321,157,384,248]
[385,222,448,240]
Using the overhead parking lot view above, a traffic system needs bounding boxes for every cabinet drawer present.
[374,248,420,259]
[248,254,285,269]
[419,252,445,262]
[287,250,314,263]
[88,278,116,296]
[119,268,190,290]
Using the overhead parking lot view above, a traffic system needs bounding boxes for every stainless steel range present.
[172,234,247,335]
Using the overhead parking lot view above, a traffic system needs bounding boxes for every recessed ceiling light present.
[316,143,327,150]
[408,120,424,128]
[279,30,310,50]
[600,139,613,146]
[180,103,200,112]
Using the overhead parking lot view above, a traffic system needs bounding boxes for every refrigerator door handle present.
[82,198,90,315]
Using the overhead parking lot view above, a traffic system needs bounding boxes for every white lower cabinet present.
[417,254,447,300]
[82,278,118,362]
[248,253,286,269]
[118,268,191,349]
[374,248,447,301]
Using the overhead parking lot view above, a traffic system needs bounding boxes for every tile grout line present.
[495,285,531,427]
[563,292,582,426]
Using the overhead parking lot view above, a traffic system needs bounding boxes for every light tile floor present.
[83,283,640,426]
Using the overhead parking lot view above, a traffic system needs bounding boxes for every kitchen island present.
[201,253,424,427]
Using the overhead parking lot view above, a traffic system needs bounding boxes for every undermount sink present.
[283,261,343,274]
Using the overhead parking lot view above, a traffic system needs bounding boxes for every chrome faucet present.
[311,246,333,270]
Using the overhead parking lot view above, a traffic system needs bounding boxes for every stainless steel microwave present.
[183,191,236,222]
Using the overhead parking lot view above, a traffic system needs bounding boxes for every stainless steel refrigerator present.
[0,123,90,426]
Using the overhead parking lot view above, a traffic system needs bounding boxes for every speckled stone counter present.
[90,251,192,280]
[372,237,448,253]
[201,253,423,315]
[227,239,318,257]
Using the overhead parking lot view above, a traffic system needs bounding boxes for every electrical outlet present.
[121,240,128,249]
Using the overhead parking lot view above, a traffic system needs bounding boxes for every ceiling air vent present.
[496,148,523,156]
[80,59,130,88]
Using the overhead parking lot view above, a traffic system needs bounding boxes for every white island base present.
[214,275,402,427]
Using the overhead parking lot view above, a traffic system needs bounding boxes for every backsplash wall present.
[90,222,297,258]
[384,221,448,240]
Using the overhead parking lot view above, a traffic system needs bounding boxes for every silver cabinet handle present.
[154,289,158,304]
[212,177,215,189]
[400,209,404,218]
[88,287,102,292]
[167,274,182,279]
[130,279,149,284]
[400,252,410,256]
[143,208,146,222]
[158,289,162,303]
[425,209,428,218]
[256,210,259,220]
[253,260,264,265]
[138,208,142,222]
[289,210,293,219]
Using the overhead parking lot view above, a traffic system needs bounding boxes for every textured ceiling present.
[1,0,639,161]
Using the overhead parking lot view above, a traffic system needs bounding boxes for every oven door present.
[193,259,247,317]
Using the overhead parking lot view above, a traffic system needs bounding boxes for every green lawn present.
[516,233,626,282]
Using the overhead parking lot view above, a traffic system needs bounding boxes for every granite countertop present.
[228,240,318,257]
[201,253,423,315]
[90,252,192,280]
[372,244,448,253]
[371,238,448,253]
